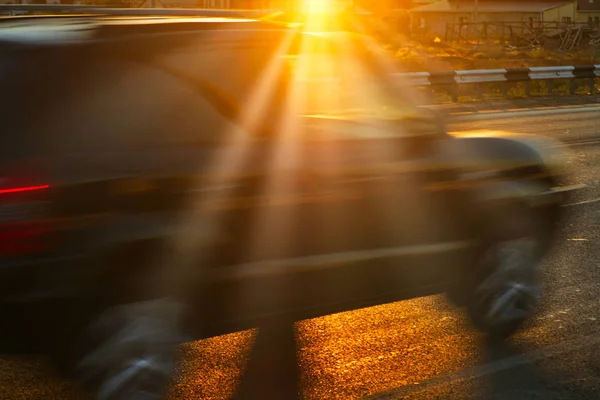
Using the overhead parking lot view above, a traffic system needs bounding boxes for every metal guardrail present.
[392,66,600,102]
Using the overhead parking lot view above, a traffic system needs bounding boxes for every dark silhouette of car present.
[0,11,578,399]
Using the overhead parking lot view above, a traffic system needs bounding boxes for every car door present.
[179,31,475,337]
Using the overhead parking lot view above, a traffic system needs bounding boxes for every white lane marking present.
[367,332,600,399]
[565,197,600,207]
[448,105,600,122]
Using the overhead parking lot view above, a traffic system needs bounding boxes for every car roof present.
[0,14,290,45]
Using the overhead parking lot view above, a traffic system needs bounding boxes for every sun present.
[298,0,351,32]
[301,0,347,14]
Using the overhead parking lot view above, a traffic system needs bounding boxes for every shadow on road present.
[481,336,599,400]
[233,320,301,400]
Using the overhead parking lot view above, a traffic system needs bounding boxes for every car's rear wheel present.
[56,298,186,400]
[46,243,189,400]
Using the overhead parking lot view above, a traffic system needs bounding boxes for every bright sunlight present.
[301,0,348,14]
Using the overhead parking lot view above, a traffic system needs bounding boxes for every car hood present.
[297,113,443,141]
[448,129,571,174]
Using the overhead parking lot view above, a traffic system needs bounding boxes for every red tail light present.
[0,161,51,257]
[0,184,49,195]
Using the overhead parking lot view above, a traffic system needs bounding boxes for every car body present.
[0,10,578,399]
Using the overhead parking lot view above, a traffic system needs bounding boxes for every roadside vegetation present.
[379,35,600,103]
[386,34,600,73]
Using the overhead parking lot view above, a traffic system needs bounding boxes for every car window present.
[123,29,425,140]
[281,33,422,122]
[38,56,247,154]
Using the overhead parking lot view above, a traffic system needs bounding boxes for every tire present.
[465,175,556,340]
[42,239,194,399]
[467,237,541,340]
[58,298,188,400]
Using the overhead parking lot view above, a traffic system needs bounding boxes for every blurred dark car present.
[0,12,578,399]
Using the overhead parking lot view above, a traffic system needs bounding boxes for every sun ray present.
[149,28,300,297]
[230,28,315,311]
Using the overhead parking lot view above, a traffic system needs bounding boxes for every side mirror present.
[411,107,448,136]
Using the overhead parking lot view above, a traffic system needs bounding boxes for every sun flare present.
[302,0,340,13]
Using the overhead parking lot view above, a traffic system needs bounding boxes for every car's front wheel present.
[464,175,558,339]
[467,236,541,339]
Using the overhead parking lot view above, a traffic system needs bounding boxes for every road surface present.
[2,106,600,400]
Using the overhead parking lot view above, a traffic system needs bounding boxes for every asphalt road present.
[2,105,600,400]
